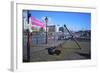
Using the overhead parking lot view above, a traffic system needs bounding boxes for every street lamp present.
[45,17,48,44]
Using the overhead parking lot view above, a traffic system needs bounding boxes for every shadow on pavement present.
[75,52,91,59]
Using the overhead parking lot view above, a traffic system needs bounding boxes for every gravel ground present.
[23,40,91,62]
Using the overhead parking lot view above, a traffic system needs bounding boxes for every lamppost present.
[45,17,48,44]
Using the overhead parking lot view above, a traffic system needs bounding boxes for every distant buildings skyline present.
[23,10,91,32]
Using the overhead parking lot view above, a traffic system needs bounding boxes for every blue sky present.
[30,10,91,31]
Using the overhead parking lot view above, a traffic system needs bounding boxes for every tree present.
[59,27,64,32]
[39,27,45,32]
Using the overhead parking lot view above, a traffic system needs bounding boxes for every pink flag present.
[31,17,45,28]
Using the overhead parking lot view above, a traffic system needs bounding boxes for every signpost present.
[26,29,30,62]
[26,11,31,62]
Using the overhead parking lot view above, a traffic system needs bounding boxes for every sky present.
[29,10,91,31]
